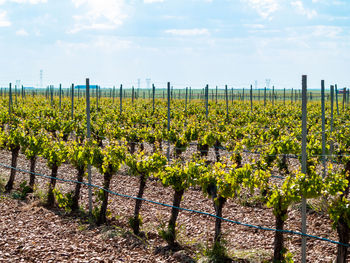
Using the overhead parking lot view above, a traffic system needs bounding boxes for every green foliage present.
[159,226,175,244]
[266,161,324,221]
[21,132,46,159]
[95,188,105,201]
[283,250,294,263]
[67,140,92,170]
[33,186,47,203]
[199,162,257,200]
[294,166,323,199]
[59,119,74,140]
[157,158,208,192]
[11,181,32,200]
[203,240,230,263]
[198,130,217,148]
[91,189,112,221]
[53,188,74,213]
[267,175,301,220]
[42,140,67,169]
[2,90,350,262]
[273,248,294,263]
[174,135,189,155]
[126,151,167,177]
[92,140,126,175]
[0,127,23,151]
[129,215,143,231]
[323,165,348,196]
[323,167,350,229]
[328,196,350,229]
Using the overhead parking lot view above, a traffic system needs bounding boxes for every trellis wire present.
[0,162,348,248]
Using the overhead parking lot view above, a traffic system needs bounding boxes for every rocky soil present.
[0,149,345,262]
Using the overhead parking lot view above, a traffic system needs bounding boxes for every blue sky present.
[0,0,349,89]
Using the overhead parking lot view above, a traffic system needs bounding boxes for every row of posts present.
[1,85,349,106]
[82,77,321,263]
[5,76,340,262]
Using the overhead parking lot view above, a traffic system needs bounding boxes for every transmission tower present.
[137,78,140,97]
[40,70,43,89]
[146,78,151,90]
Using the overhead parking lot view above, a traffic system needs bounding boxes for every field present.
[0,85,349,262]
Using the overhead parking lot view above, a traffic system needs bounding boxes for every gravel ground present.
[0,148,346,263]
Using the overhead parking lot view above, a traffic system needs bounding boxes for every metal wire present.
[0,162,348,248]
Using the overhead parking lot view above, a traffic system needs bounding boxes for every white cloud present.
[16,29,29,36]
[242,0,279,19]
[0,10,10,27]
[311,25,342,38]
[291,1,317,19]
[11,0,47,3]
[0,0,47,4]
[162,15,185,20]
[311,0,345,4]
[56,40,89,51]
[70,0,127,33]
[56,36,132,55]
[165,28,210,36]
[144,0,164,3]
[94,36,132,50]
[244,23,265,29]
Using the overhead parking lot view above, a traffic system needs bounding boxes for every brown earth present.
[0,148,344,263]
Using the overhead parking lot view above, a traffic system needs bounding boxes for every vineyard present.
[0,77,350,262]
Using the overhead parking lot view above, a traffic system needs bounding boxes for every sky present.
[0,0,349,89]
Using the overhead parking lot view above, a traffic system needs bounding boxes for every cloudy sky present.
[0,0,349,89]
